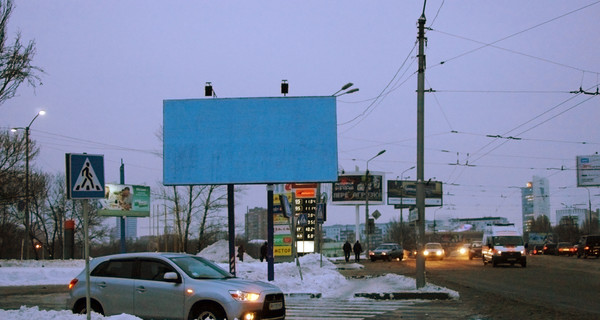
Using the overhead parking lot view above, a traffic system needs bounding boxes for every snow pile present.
[198,240,458,299]
[0,260,84,286]
[0,306,141,320]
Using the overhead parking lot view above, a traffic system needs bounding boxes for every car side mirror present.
[164,272,181,283]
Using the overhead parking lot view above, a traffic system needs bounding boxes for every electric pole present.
[416,9,427,289]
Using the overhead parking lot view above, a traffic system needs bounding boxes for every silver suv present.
[67,252,285,320]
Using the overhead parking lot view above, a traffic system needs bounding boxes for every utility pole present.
[415,9,427,289]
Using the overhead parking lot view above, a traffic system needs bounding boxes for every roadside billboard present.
[163,96,338,185]
[331,173,384,205]
[577,155,600,187]
[387,180,443,207]
[99,184,151,217]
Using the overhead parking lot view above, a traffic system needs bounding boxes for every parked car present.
[557,242,576,256]
[369,243,404,262]
[423,242,445,260]
[468,241,483,260]
[67,252,285,320]
[542,243,558,255]
[530,244,544,255]
[576,235,600,259]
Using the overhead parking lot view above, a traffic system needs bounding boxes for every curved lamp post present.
[365,149,385,254]
[11,110,45,259]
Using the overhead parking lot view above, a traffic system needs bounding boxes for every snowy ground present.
[0,240,458,320]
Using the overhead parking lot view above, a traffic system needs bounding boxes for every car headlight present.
[423,251,429,256]
[436,250,443,256]
[230,290,260,302]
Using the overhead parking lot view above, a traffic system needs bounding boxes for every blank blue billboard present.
[163,96,338,185]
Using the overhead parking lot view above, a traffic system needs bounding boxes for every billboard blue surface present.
[163,96,338,185]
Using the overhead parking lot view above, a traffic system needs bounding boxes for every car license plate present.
[269,302,283,310]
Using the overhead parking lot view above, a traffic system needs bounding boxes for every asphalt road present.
[340,253,600,320]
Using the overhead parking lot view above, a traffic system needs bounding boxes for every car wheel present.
[521,260,527,268]
[190,304,226,320]
[73,300,104,316]
[492,258,498,268]
[370,257,376,262]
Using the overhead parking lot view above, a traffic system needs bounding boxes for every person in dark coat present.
[343,240,352,262]
[237,244,245,262]
[260,241,268,262]
[353,240,363,262]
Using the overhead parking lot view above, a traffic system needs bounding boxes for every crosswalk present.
[284,296,417,320]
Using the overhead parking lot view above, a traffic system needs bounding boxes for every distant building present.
[521,176,550,233]
[111,217,138,240]
[447,217,509,232]
[556,207,599,229]
[323,223,386,248]
[245,207,267,241]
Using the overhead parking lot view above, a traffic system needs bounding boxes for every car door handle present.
[136,286,146,293]
[97,282,107,288]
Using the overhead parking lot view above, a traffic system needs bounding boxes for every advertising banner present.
[577,155,600,187]
[99,184,151,217]
[331,173,384,205]
[387,180,443,207]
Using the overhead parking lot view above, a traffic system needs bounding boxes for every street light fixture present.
[11,110,45,259]
[332,82,359,97]
[365,149,386,254]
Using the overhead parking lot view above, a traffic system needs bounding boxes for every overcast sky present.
[2,1,600,234]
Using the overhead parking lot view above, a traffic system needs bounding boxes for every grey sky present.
[2,1,599,233]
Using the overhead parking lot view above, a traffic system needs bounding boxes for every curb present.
[0,285,68,296]
[284,293,322,298]
[354,292,452,300]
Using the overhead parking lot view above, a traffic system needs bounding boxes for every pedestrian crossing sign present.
[66,153,105,199]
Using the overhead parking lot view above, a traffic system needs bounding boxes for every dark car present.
[369,243,404,262]
[67,252,285,320]
[557,242,576,256]
[542,243,558,255]
[576,235,600,259]
[468,241,483,260]
[530,244,544,255]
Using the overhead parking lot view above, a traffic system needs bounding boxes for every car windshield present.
[170,256,234,279]
[425,243,442,249]
[492,236,523,246]
[376,245,396,250]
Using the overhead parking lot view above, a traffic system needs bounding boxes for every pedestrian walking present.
[343,240,352,262]
[260,241,268,262]
[353,240,363,262]
[237,244,245,262]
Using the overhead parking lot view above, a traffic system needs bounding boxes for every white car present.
[423,242,445,260]
[67,252,285,320]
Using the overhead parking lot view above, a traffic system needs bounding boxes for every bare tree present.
[0,0,43,106]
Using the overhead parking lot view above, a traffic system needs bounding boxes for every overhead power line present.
[429,1,600,70]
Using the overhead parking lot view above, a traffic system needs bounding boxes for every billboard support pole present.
[120,160,126,253]
[228,184,236,276]
[267,184,275,281]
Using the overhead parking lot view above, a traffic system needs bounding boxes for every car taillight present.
[68,279,78,290]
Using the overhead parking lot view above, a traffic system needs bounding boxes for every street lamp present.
[585,187,593,234]
[11,110,45,259]
[365,149,385,254]
[332,82,359,97]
